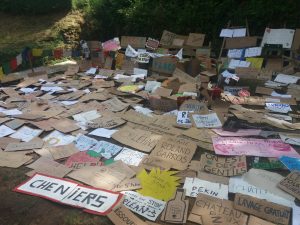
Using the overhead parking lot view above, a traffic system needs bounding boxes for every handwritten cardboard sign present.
[160,30,177,46]
[161,188,189,224]
[186,33,205,47]
[112,178,141,192]
[14,173,123,215]
[200,152,247,177]
[121,36,146,49]
[248,215,276,225]
[149,136,197,170]
[192,113,222,128]
[122,191,166,221]
[5,139,44,151]
[212,137,300,158]
[108,204,148,225]
[234,193,291,225]
[278,171,300,200]
[114,147,147,166]
[229,176,294,208]
[87,116,126,129]
[188,194,248,225]
[48,143,79,160]
[152,57,178,75]
[112,127,161,153]
[183,177,229,199]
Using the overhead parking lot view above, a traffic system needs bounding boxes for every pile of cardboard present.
[0,27,300,225]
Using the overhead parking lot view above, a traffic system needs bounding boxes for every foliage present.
[0,0,72,14]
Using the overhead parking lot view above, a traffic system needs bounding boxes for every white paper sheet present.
[10,126,43,142]
[261,28,295,49]
[114,147,147,166]
[274,74,300,84]
[0,125,15,138]
[89,128,118,138]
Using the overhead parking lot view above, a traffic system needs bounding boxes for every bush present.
[0,0,72,14]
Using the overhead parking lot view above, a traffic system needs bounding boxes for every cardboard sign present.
[244,169,293,200]
[161,188,189,224]
[112,127,161,152]
[229,176,294,208]
[182,127,215,143]
[101,97,129,112]
[26,157,72,178]
[261,28,295,49]
[14,173,122,215]
[89,141,122,159]
[122,191,166,221]
[112,178,141,192]
[200,153,247,177]
[212,137,300,158]
[248,216,276,225]
[108,204,148,225]
[176,111,192,126]
[292,29,300,50]
[234,194,291,225]
[212,128,261,137]
[137,168,180,201]
[48,143,79,160]
[188,194,248,225]
[0,151,32,168]
[87,116,126,129]
[138,156,172,170]
[278,171,300,200]
[114,147,147,166]
[192,113,222,128]
[225,36,258,49]
[146,38,160,50]
[279,156,300,171]
[149,136,197,170]
[152,57,178,75]
[186,33,205,47]
[65,151,102,169]
[149,96,178,112]
[5,139,44,151]
[235,67,260,79]
[68,165,127,190]
[121,36,146,49]
[160,30,177,46]
[183,177,229,199]
[173,68,198,84]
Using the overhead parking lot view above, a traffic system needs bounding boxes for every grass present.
[0,10,84,63]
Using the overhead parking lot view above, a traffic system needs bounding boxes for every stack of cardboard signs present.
[0,28,300,225]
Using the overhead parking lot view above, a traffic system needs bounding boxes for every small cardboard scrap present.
[212,137,300,158]
[121,36,146,49]
[149,136,197,170]
[192,113,223,128]
[14,173,123,215]
[234,193,291,225]
[112,126,161,152]
[173,68,198,84]
[182,127,216,143]
[48,143,79,160]
[108,204,148,225]
[235,67,260,79]
[138,156,172,170]
[5,119,25,130]
[0,137,20,150]
[160,188,189,224]
[197,172,229,185]
[248,215,276,225]
[188,194,248,225]
[149,96,178,112]
[278,171,300,200]
[153,87,172,97]
[183,177,229,199]
[0,151,32,168]
[114,147,147,166]
[137,168,180,201]
[122,191,166,221]
[200,152,247,177]
[5,138,44,151]
[68,165,127,190]
[26,157,72,178]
